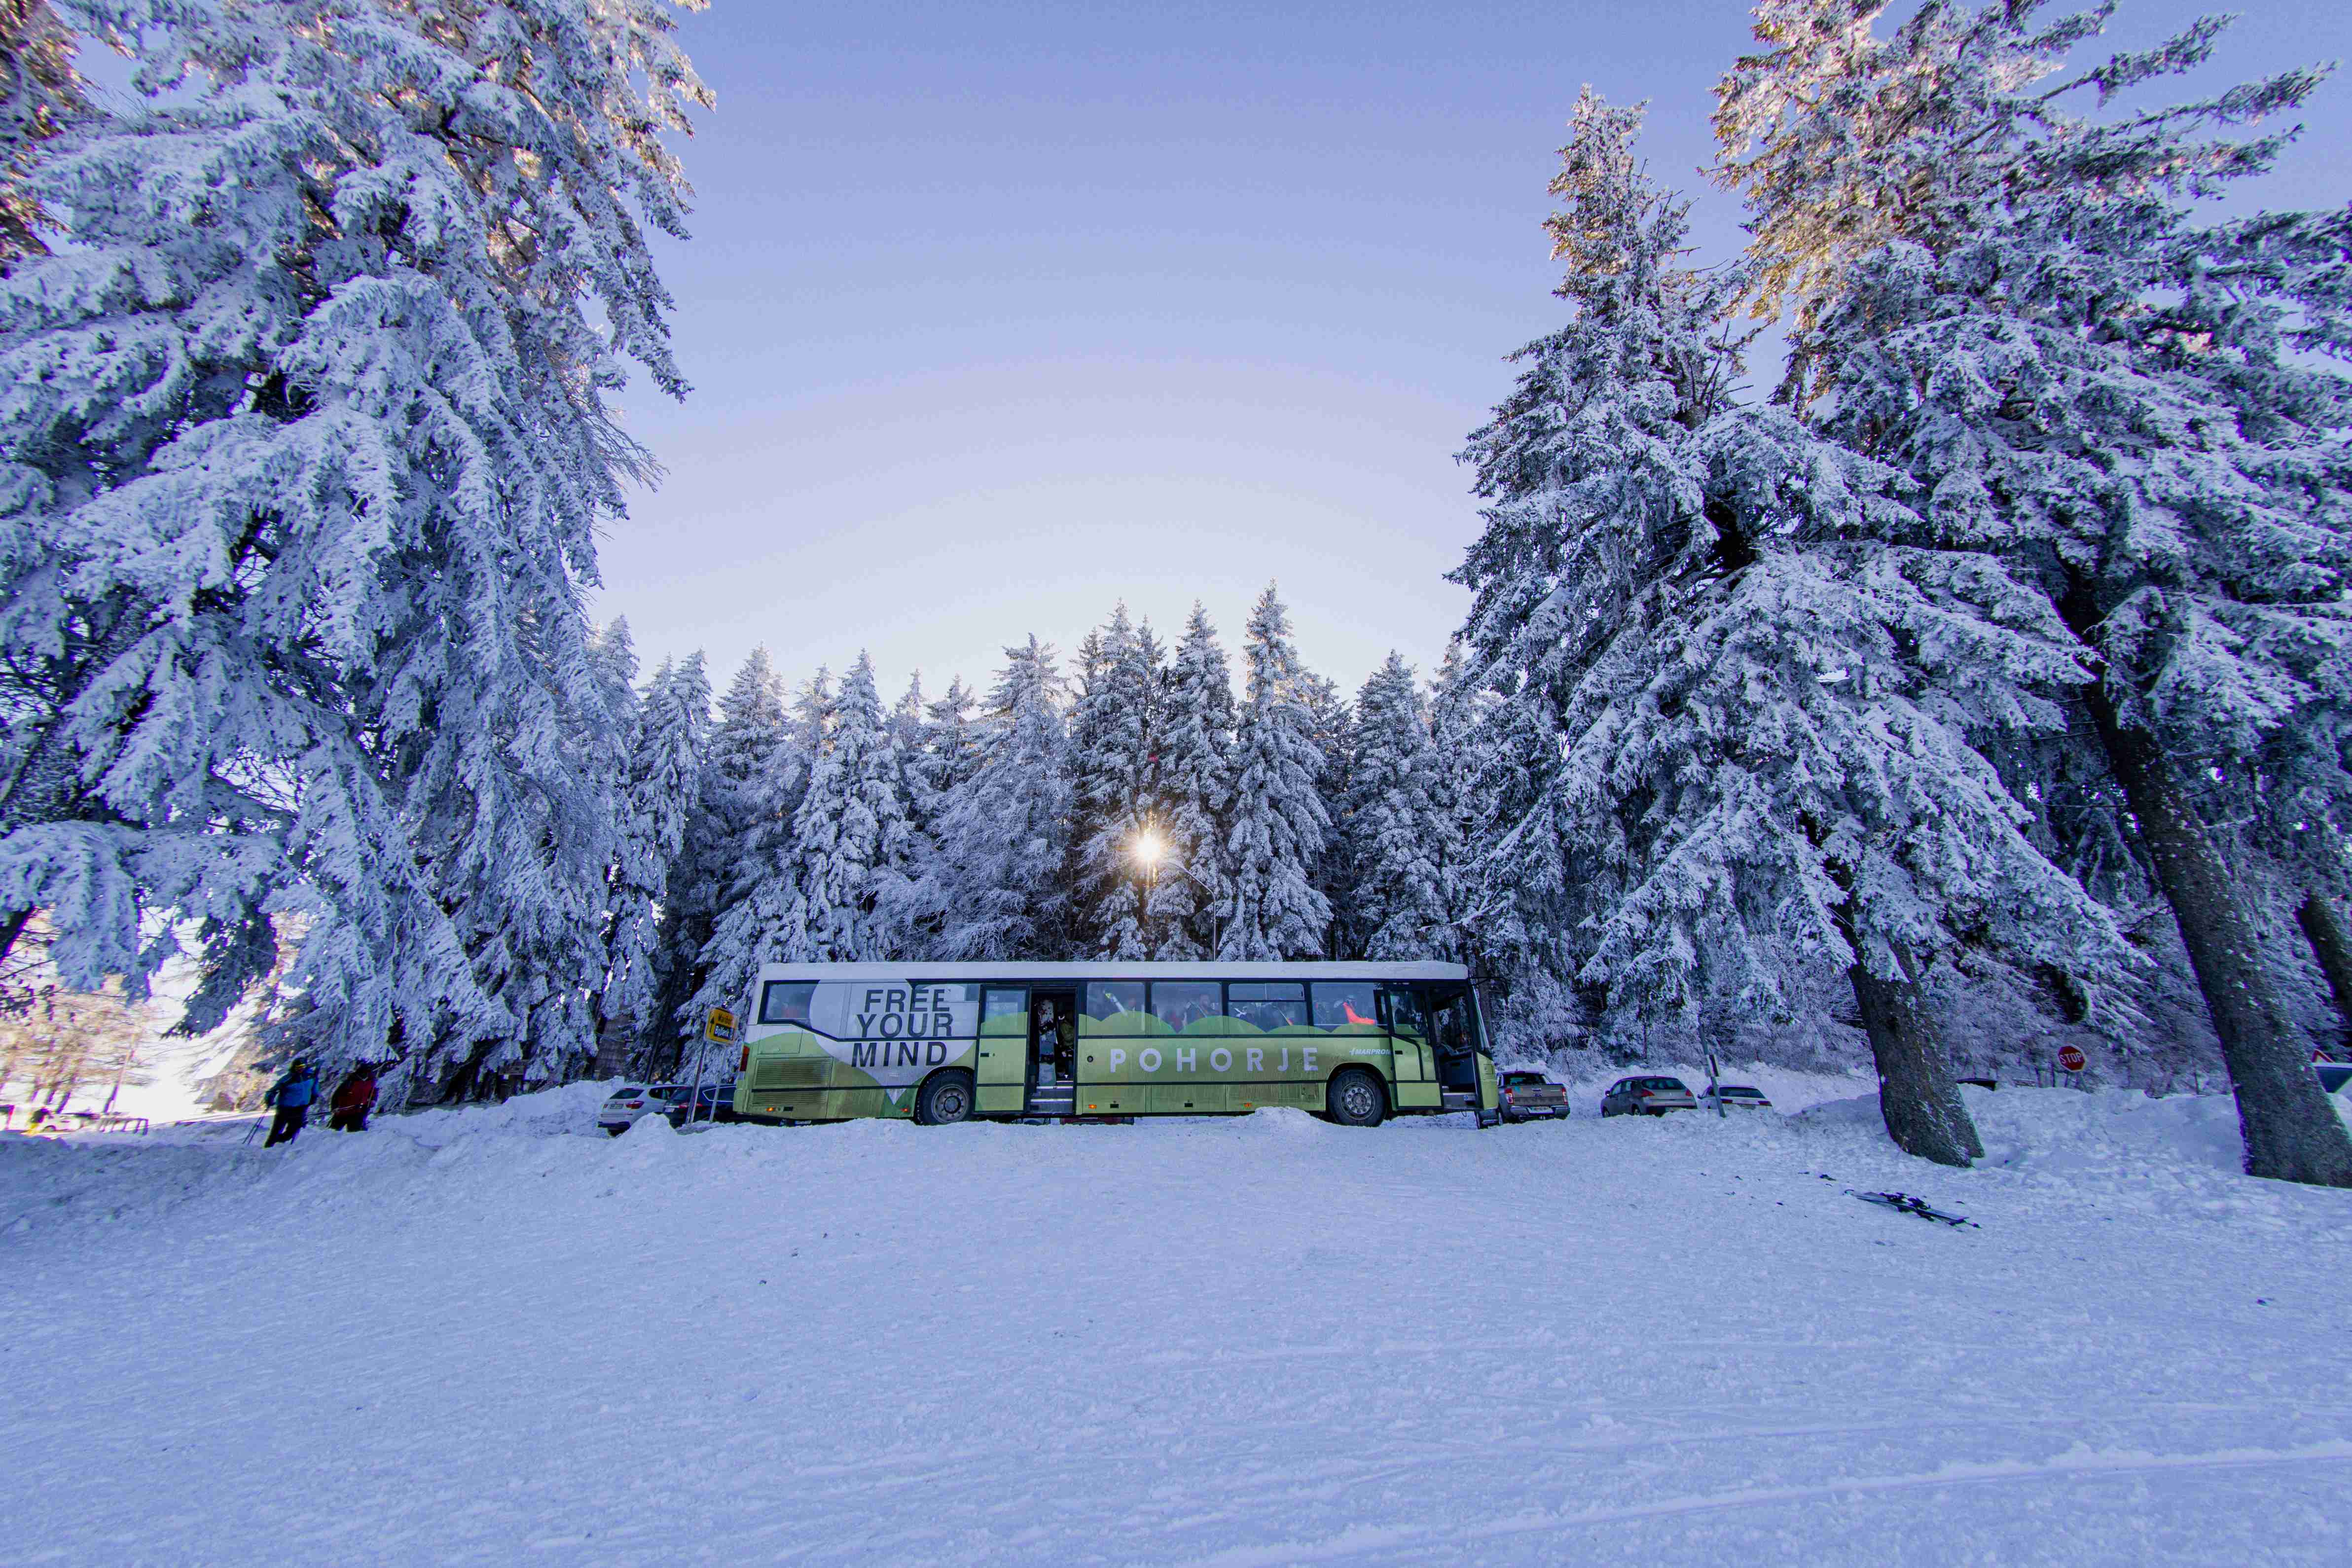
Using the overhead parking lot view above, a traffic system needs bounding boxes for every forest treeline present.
[3,1,2351,1181]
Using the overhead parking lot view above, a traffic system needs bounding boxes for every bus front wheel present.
[1326,1068,1386,1128]
[914,1069,975,1126]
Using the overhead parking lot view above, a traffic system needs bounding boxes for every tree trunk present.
[2296,891,2352,1059]
[0,906,28,967]
[1821,861,1983,1166]
[2076,683,2352,1186]
[1847,950,1984,1167]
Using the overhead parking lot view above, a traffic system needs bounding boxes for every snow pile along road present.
[3,1086,2349,1566]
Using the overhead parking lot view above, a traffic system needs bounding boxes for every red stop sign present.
[2058,1045,2087,1072]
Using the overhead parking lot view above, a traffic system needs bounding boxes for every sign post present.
[686,1007,739,1127]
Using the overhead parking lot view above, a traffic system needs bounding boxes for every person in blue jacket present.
[263,1060,320,1147]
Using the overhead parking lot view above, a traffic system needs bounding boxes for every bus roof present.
[752,960,1470,983]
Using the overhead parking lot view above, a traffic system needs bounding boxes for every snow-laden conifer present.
[1714,0,2352,1184]
[652,648,792,1074]
[1460,90,2132,1164]
[1068,606,1166,958]
[770,654,912,962]
[0,0,709,1098]
[586,621,644,742]
[603,651,709,1037]
[1152,606,1235,960]
[913,638,1072,960]
[920,676,984,801]
[1297,669,1353,957]
[1345,654,1464,962]
[1216,586,1331,961]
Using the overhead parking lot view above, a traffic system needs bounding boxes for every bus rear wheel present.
[1326,1068,1386,1128]
[914,1069,974,1126]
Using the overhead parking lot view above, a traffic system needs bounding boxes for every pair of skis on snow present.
[1846,1188,1976,1228]
[1804,1172,1977,1227]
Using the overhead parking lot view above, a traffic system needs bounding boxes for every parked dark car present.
[1601,1076,1699,1117]
[666,1082,739,1128]
[1499,1070,1569,1122]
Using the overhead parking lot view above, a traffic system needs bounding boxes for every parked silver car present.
[597,1083,692,1135]
[1600,1075,1699,1116]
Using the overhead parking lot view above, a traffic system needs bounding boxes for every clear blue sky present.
[597,0,2352,703]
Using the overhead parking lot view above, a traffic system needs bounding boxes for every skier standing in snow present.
[263,1061,320,1147]
[328,1067,378,1133]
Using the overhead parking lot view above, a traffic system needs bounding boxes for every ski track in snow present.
[3,1083,2350,1566]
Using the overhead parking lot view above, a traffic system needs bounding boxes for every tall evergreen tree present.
[1297,669,1354,957]
[915,638,1071,960]
[1216,586,1331,961]
[1345,654,1463,962]
[0,0,709,1099]
[651,647,791,1074]
[920,676,985,800]
[775,653,912,962]
[1714,0,2352,1184]
[1459,89,2130,1164]
[1068,606,1166,958]
[1153,606,1235,959]
[603,651,709,1038]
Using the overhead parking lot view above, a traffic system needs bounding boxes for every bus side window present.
[1428,990,1471,1055]
[759,981,815,1026]
[1385,988,1427,1040]
[981,988,1028,1034]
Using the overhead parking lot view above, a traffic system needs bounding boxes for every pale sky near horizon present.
[595,0,2352,706]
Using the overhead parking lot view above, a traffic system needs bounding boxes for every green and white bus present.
[729,961,1501,1128]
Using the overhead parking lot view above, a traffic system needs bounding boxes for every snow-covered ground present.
[5,1084,2350,1566]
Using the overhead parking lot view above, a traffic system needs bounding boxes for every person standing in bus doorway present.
[263,1060,320,1147]
[1035,1000,1059,1084]
[328,1065,378,1132]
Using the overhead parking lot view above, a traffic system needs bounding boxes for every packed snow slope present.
[5,1084,2350,1566]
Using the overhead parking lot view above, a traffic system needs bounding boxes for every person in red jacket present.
[328,1065,379,1132]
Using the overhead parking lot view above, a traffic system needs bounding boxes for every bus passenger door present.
[976,987,1029,1116]
[1384,988,1441,1110]
[1029,989,1079,1116]
[1428,988,1483,1113]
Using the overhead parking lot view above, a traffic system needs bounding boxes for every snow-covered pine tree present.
[921,676,984,799]
[1068,605,1166,958]
[602,650,709,1040]
[586,620,644,742]
[774,653,912,962]
[1296,669,1354,957]
[0,0,711,1102]
[0,0,79,263]
[1459,89,2131,1165]
[913,637,1072,960]
[889,671,930,819]
[1714,0,2352,1184]
[792,666,838,758]
[1345,653,1463,962]
[650,647,791,1076]
[1216,586,1331,961]
[1152,606,1235,960]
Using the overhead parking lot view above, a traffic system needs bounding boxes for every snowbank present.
[388,1078,618,1145]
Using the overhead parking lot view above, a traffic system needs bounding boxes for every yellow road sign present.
[705,1006,738,1044]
